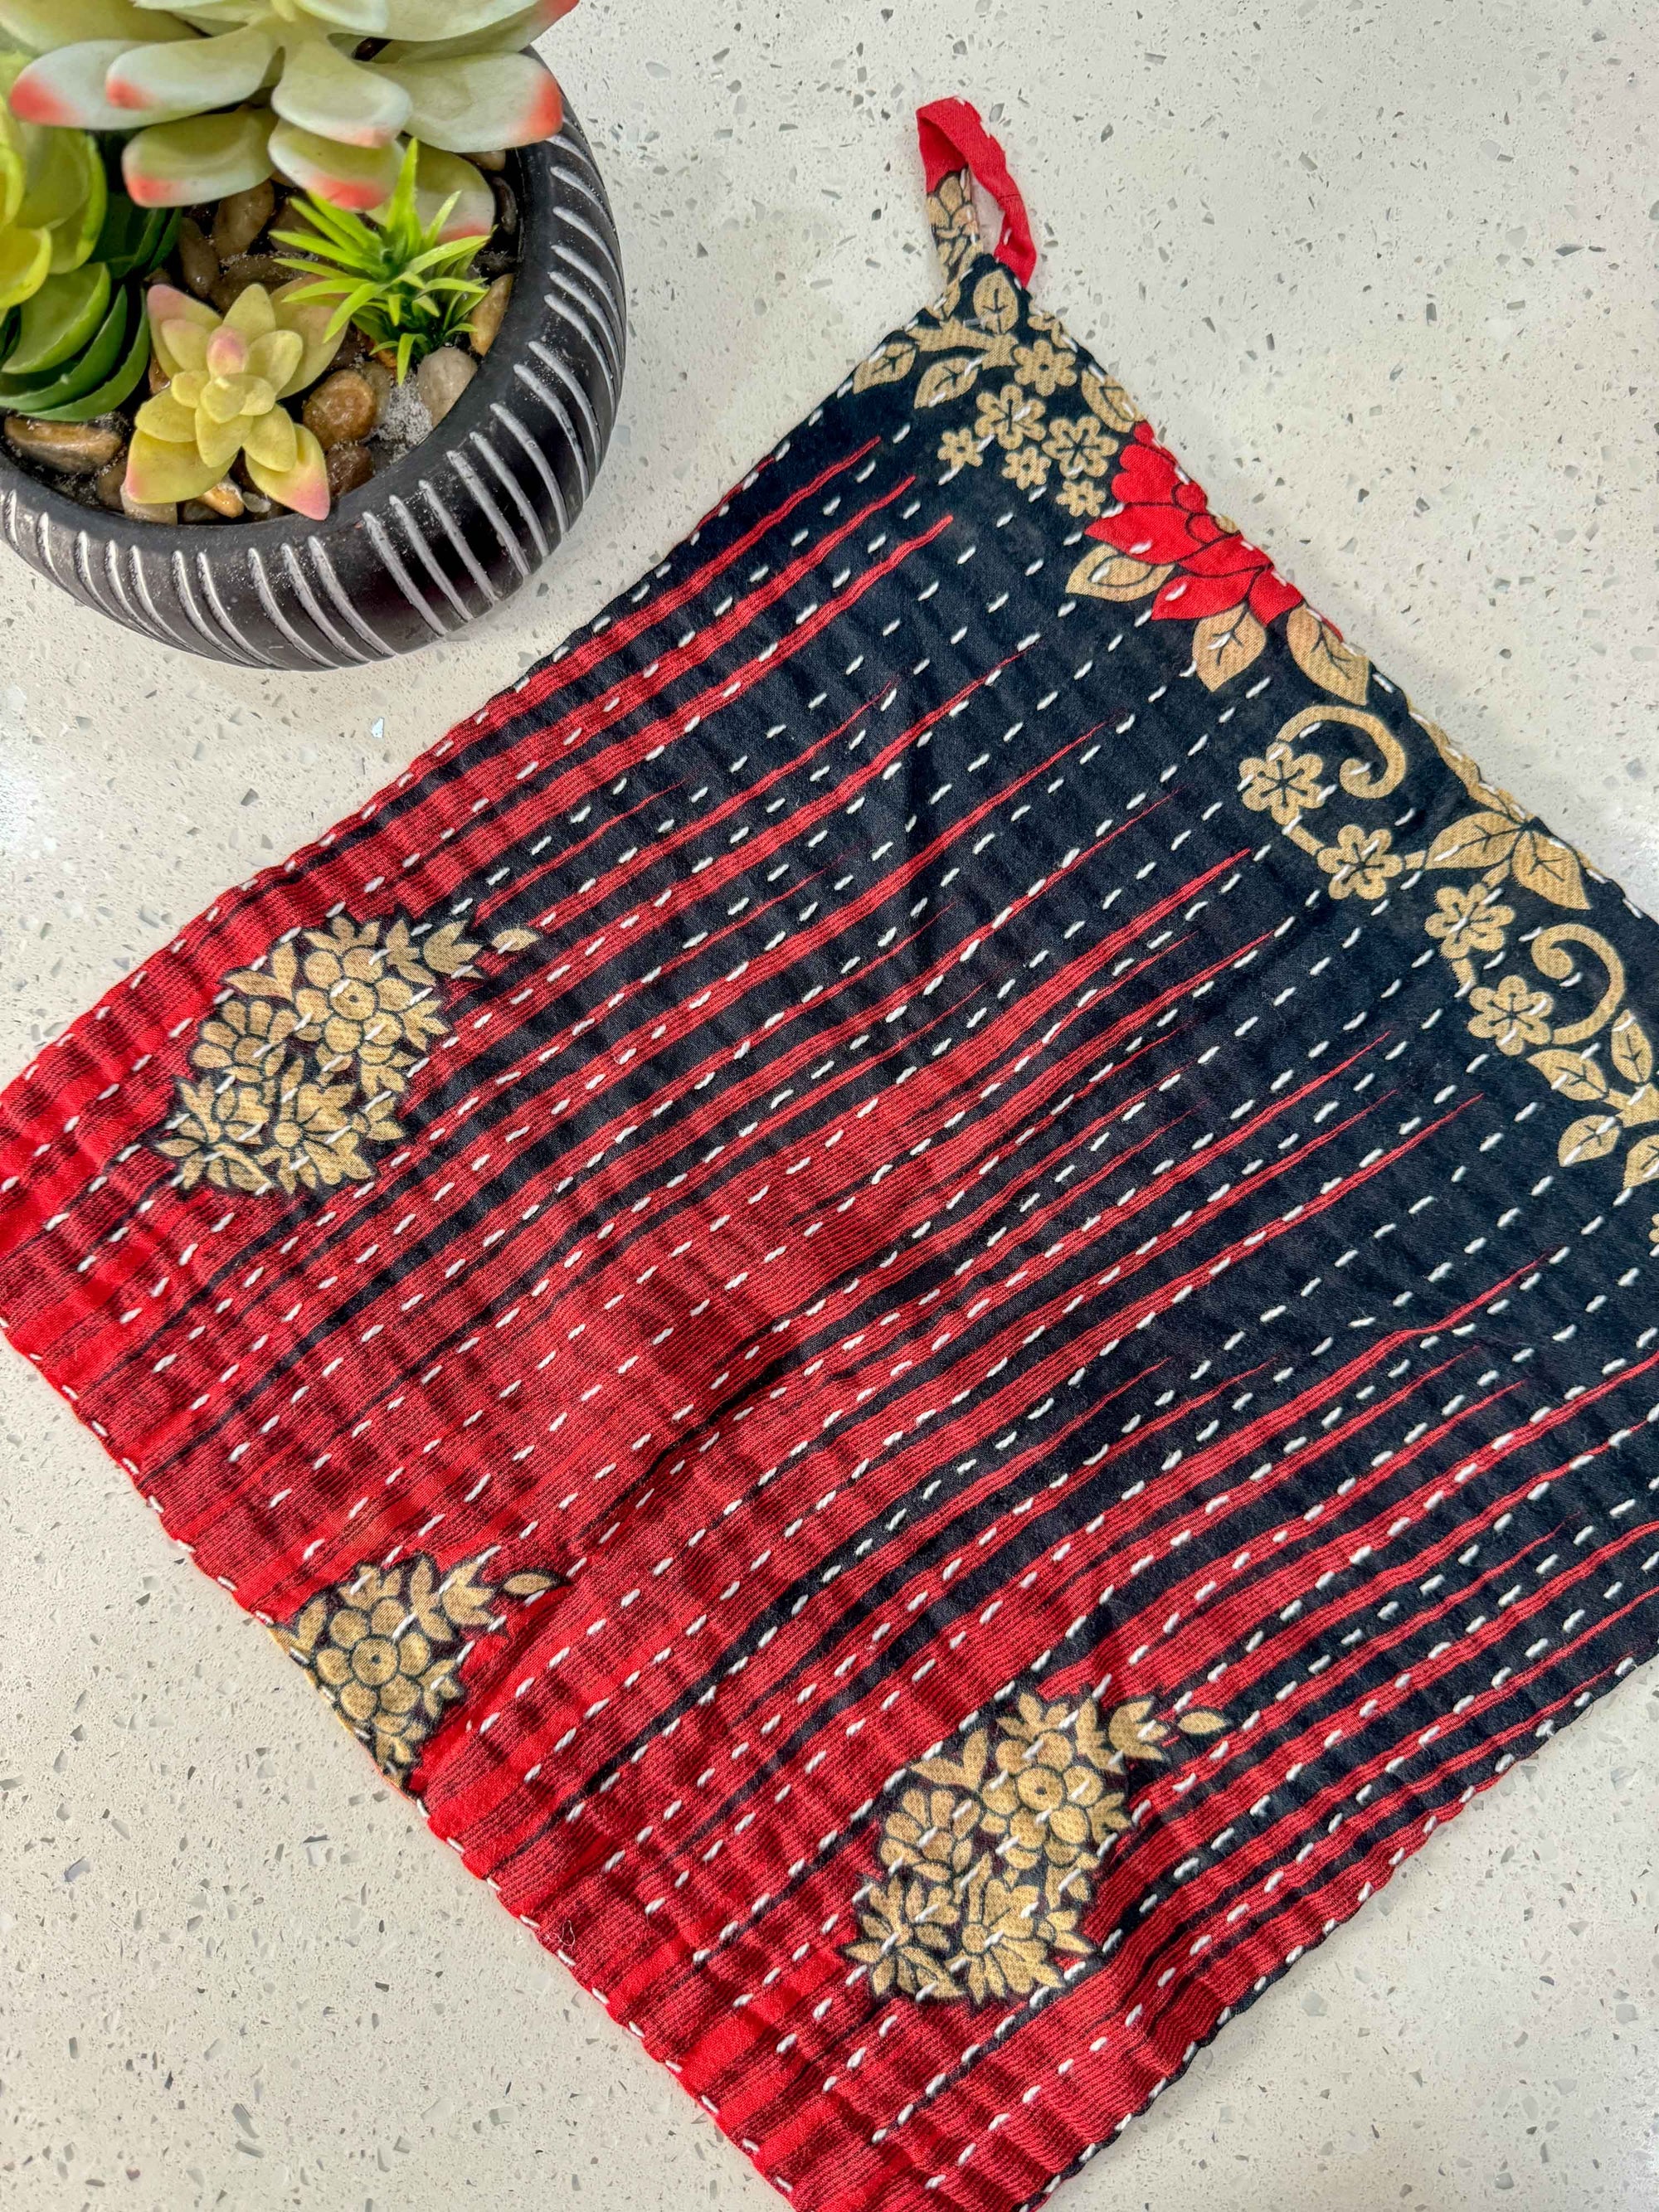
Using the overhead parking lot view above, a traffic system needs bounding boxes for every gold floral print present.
[154,911,540,1200]
[1054,476,1107,519]
[1467,975,1555,1055]
[1425,882,1515,962]
[274,1548,559,1780]
[1240,741,1325,828]
[852,229,1128,539]
[1240,629,1659,1199]
[1004,444,1050,492]
[191,994,299,1079]
[1315,823,1403,902]
[937,425,981,473]
[975,380,1043,452]
[1041,412,1114,482]
[927,168,980,293]
[847,1685,1224,2008]
[866,173,1656,1216]
[1012,335,1078,396]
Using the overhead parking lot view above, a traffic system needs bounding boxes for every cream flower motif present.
[263,1067,382,1194]
[1014,337,1078,396]
[848,1687,1225,2006]
[980,1700,1129,1874]
[927,169,980,290]
[156,1072,276,1194]
[275,1552,557,1780]
[293,919,446,1083]
[937,425,984,474]
[845,1874,956,2001]
[1028,306,1077,350]
[878,1785,980,1885]
[1240,742,1325,827]
[1102,1694,1173,1765]
[975,380,1044,451]
[1002,443,1051,492]
[190,994,299,1081]
[1426,882,1515,961]
[950,1860,1062,2005]
[1041,414,1115,480]
[1467,972,1554,1054]
[1316,824,1404,902]
[1055,476,1106,518]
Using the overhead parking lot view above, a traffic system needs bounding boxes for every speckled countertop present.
[3,3,1658,2206]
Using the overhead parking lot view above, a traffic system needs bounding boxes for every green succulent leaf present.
[105,20,276,112]
[369,49,559,153]
[377,0,576,65]
[267,275,338,392]
[43,133,107,272]
[268,117,400,210]
[380,0,551,37]
[4,256,108,371]
[389,143,493,240]
[0,281,125,406]
[0,218,51,309]
[22,294,148,417]
[9,38,167,129]
[288,0,390,32]
[273,32,411,148]
[121,106,273,206]
[0,128,23,233]
[0,0,197,55]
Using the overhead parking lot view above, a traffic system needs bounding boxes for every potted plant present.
[0,0,622,668]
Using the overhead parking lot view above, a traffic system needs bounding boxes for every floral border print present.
[854,180,1143,531]
[1234,624,1659,1219]
[846,1687,1224,2007]
[1069,421,1303,689]
[853,176,1301,693]
[153,909,540,1199]
[274,1548,560,1782]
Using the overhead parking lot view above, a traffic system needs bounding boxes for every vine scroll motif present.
[1238,613,1658,1222]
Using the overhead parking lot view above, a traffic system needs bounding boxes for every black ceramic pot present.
[0,114,623,670]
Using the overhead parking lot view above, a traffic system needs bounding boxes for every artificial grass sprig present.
[272,139,494,386]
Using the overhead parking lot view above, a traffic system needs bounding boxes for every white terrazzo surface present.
[3,2,1658,2205]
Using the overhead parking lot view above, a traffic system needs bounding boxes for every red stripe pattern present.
[1,124,1656,2212]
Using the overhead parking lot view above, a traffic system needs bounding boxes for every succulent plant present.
[0,51,105,311]
[272,137,491,382]
[0,0,575,211]
[0,190,178,419]
[125,280,338,516]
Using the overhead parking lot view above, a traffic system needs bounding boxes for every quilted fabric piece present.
[2,100,1656,2212]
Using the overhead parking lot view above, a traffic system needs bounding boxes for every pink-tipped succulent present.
[0,0,574,209]
[125,281,336,517]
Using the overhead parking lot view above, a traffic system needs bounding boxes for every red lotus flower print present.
[1073,420,1303,688]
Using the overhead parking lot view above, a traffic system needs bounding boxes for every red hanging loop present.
[915,98,1037,287]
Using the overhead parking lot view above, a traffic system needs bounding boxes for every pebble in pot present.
[212,182,275,262]
[470,275,513,356]
[416,348,476,427]
[94,454,129,511]
[120,489,176,525]
[304,370,380,450]
[326,442,375,499]
[177,217,221,302]
[4,419,124,474]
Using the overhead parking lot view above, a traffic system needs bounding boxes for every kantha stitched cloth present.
[2,102,1657,2212]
